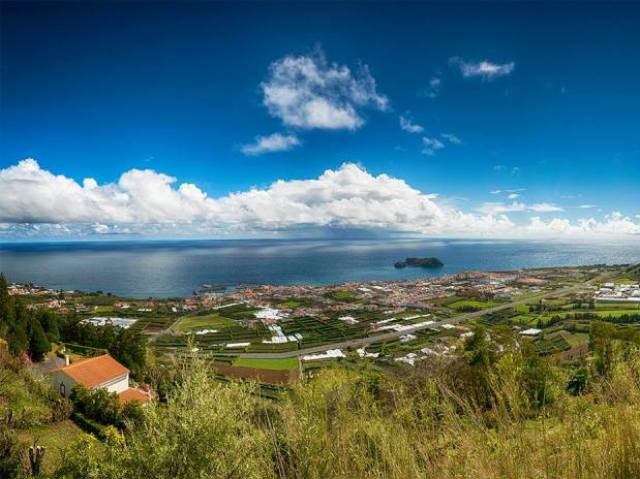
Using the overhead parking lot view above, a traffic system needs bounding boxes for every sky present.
[1,1,639,240]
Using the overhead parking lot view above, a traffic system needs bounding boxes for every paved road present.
[228,270,616,360]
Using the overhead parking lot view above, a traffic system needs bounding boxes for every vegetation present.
[36,332,640,479]
[0,274,59,361]
[6,271,640,478]
[233,357,298,370]
[174,313,236,333]
[60,321,147,377]
[70,386,144,430]
[448,299,499,312]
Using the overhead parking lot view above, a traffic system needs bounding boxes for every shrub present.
[0,427,23,479]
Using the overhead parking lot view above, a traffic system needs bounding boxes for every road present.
[229,269,616,359]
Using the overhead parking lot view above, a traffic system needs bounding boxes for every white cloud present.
[423,76,441,98]
[261,52,388,130]
[450,57,515,79]
[526,213,640,237]
[399,116,424,134]
[422,136,445,156]
[241,133,300,156]
[477,201,564,215]
[507,193,519,200]
[0,159,444,233]
[1,159,637,240]
[491,188,525,195]
[578,204,598,209]
[441,133,462,145]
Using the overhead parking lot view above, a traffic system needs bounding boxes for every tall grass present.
[52,343,640,479]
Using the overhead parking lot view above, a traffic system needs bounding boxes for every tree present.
[38,309,60,343]
[27,316,51,362]
[0,274,15,338]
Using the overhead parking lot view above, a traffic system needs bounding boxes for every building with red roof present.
[51,353,148,404]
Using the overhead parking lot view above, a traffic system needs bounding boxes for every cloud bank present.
[1,159,638,239]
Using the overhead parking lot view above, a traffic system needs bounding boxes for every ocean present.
[0,238,638,298]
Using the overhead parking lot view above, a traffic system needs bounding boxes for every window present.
[59,383,66,397]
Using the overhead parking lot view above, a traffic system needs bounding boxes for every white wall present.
[52,371,129,395]
[100,373,129,394]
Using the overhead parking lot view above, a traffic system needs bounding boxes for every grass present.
[448,299,499,311]
[595,302,640,310]
[324,290,358,302]
[52,349,640,479]
[92,305,113,313]
[232,357,299,370]
[175,313,237,332]
[512,309,640,327]
[276,300,303,308]
[17,420,90,475]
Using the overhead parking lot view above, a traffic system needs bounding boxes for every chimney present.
[64,355,70,366]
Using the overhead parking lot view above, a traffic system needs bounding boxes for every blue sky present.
[1,2,639,239]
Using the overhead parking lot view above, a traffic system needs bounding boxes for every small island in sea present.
[394,257,444,269]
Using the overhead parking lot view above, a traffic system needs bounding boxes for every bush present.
[0,427,23,479]
[71,412,112,441]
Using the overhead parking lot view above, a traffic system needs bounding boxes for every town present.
[7,263,639,376]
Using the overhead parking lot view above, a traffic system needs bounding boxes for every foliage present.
[61,321,147,377]
[57,358,274,479]
[0,354,72,429]
[70,386,143,430]
[0,273,54,361]
[567,367,589,395]
[0,427,24,479]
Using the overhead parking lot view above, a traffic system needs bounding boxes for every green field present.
[324,289,358,302]
[175,313,237,332]
[595,302,640,310]
[276,299,303,308]
[233,357,298,370]
[448,299,499,311]
[513,309,640,326]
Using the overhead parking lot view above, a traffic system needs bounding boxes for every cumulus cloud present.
[0,159,444,233]
[399,116,424,134]
[241,133,300,156]
[526,213,640,237]
[1,159,638,240]
[450,57,515,80]
[261,52,388,130]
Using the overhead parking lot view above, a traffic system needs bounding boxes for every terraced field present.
[153,322,270,352]
[281,316,367,348]
[174,313,236,332]
[233,357,298,370]
[448,299,500,311]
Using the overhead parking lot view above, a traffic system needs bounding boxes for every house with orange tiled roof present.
[51,353,149,404]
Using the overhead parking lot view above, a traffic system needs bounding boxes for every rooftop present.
[55,354,128,388]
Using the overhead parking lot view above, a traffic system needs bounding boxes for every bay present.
[0,238,638,298]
